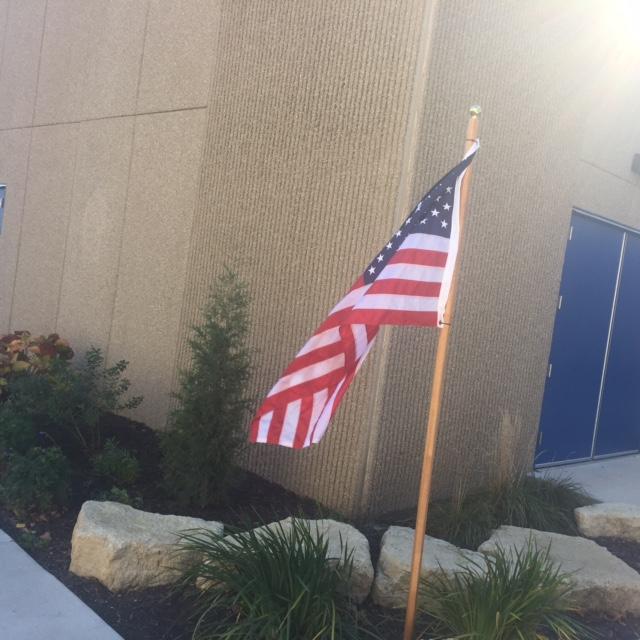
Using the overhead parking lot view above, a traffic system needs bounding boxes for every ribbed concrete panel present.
[56,117,135,351]
[0,128,31,332]
[0,0,46,129]
[368,0,640,515]
[11,124,79,333]
[108,109,206,429]
[177,0,430,515]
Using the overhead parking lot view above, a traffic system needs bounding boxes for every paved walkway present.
[0,528,122,640]
[541,454,640,506]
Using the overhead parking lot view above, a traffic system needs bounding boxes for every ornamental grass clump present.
[177,518,371,640]
[419,540,590,640]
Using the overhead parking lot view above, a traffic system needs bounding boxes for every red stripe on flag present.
[266,405,286,445]
[388,248,448,267]
[367,279,441,298]
[347,308,439,326]
[293,394,314,449]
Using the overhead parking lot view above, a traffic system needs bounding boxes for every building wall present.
[2,0,639,518]
[0,0,218,428]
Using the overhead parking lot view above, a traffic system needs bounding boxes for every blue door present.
[594,233,640,456]
[536,213,624,464]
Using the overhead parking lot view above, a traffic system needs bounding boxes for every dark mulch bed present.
[1,414,640,640]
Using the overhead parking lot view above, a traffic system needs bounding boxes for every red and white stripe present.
[250,142,477,448]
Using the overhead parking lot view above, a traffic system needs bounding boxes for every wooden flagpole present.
[403,106,481,640]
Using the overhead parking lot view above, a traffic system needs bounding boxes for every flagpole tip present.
[469,105,482,116]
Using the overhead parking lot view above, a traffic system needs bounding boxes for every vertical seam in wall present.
[0,1,10,82]
[355,0,440,517]
[104,0,151,363]
[53,125,81,332]
[7,0,48,329]
[167,4,223,421]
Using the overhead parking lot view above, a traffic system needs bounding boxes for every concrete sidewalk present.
[0,528,122,640]
[541,454,640,506]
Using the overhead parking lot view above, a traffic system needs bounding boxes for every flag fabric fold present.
[250,141,479,448]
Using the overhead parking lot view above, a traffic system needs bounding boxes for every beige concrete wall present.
[2,0,638,517]
[177,0,640,517]
[0,0,217,428]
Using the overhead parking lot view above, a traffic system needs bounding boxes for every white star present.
[441,220,448,229]
[436,195,441,201]
[368,266,376,275]
[376,254,384,262]
[446,186,452,193]
[427,194,431,199]
[386,242,393,249]
[416,202,422,211]
[431,208,439,217]
[405,217,412,225]
[395,230,402,237]
[443,203,451,211]
[420,218,427,224]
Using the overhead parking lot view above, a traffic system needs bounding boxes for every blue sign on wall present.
[0,185,5,234]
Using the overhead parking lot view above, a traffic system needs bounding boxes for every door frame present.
[535,207,640,468]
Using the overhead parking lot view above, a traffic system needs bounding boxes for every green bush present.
[0,447,70,516]
[428,474,594,549]
[4,347,142,456]
[420,540,589,640]
[162,269,251,507]
[92,439,139,486]
[0,331,73,397]
[96,486,143,509]
[0,404,38,454]
[178,518,370,640]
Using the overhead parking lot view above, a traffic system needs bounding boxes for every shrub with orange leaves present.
[0,331,74,396]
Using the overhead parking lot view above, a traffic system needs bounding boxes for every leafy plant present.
[0,447,70,517]
[92,439,139,486]
[162,269,252,507]
[18,529,51,552]
[96,486,143,508]
[420,540,590,640]
[0,331,73,397]
[3,347,142,456]
[0,404,39,454]
[177,518,372,640]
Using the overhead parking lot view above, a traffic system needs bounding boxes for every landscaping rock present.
[207,518,373,603]
[575,502,640,543]
[372,526,486,608]
[69,501,224,591]
[478,525,640,616]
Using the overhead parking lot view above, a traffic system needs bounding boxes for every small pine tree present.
[161,269,252,507]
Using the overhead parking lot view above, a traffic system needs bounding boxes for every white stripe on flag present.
[278,398,302,447]
[304,388,330,447]
[311,382,344,444]
[352,324,370,359]
[356,293,439,312]
[329,284,370,314]
[267,353,345,396]
[376,263,444,282]
[399,233,450,253]
[297,326,342,356]
[257,411,273,442]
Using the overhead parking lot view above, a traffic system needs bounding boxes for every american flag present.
[250,142,479,448]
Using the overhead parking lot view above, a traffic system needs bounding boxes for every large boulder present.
[203,518,373,603]
[575,503,640,543]
[479,525,640,616]
[69,501,224,591]
[372,526,486,608]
